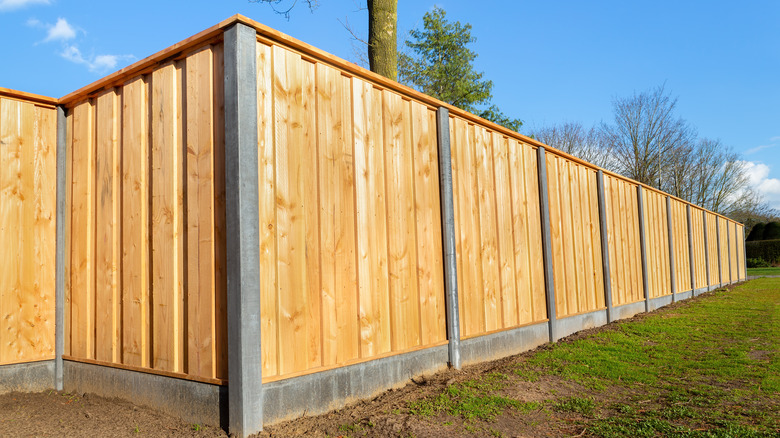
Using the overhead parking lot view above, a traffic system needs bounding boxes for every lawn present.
[747,266,780,276]
[262,279,780,437]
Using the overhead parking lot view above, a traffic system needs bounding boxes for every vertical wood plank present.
[94,90,121,363]
[493,134,517,328]
[212,42,228,380]
[70,100,95,360]
[151,63,183,373]
[474,126,500,331]
[353,79,391,357]
[546,154,566,315]
[185,47,217,378]
[121,77,150,368]
[256,42,278,379]
[412,103,445,344]
[35,105,57,359]
[525,146,546,322]
[383,91,420,349]
[318,64,357,365]
[507,138,530,325]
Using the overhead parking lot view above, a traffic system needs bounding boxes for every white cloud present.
[44,17,76,42]
[745,144,775,155]
[60,44,134,73]
[742,161,780,210]
[0,0,49,11]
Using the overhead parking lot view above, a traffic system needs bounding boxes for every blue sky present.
[2,0,779,210]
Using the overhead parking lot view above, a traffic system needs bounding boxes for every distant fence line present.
[0,15,747,438]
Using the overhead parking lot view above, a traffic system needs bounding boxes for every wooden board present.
[121,77,150,368]
[94,89,121,363]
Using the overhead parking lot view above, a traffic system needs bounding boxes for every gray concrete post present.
[596,171,614,322]
[435,107,461,370]
[716,219,722,286]
[666,197,677,302]
[702,211,710,291]
[536,147,558,342]
[686,205,695,293]
[637,187,650,312]
[55,106,67,391]
[224,23,262,437]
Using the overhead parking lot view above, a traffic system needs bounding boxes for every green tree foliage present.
[763,222,780,240]
[747,223,766,241]
[398,7,522,132]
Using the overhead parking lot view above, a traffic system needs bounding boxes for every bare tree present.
[600,84,697,187]
[530,122,613,169]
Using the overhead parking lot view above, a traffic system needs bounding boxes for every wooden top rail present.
[0,87,58,107]
[48,15,745,226]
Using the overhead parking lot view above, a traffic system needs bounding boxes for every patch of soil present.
[0,391,227,437]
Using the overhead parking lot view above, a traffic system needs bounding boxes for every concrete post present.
[686,205,695,294]
[436,107,461,370]
[55,106,67,391]
[702,211,710,291]
[637,187,650,312]
[596,171,614,322]
[224,23,262,437]
[537,147,557,342]
[666,197,677,302]
[716,219,722,286]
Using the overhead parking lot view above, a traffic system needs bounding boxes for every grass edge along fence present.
[0,15,747,438]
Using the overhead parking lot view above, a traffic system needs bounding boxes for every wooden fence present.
[0,90,57,366]
[0,16,750,433]
[60,43,228,384]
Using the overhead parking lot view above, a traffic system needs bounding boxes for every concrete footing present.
[612,301,646,320]
[648,295,674,311]
[556,310,608,340]
[0,360,54,395]
[676,290,693,301]
[63,361,226,428]
[460,322,549,367]
[262,345,448,425]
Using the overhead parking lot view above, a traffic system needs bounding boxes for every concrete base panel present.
[0,360,54,395]
[262,345,448,425]
[460,322,549,367]
[556,310,608,340]
[649,295,674,311]
[677,290,693,301]
[63,361,225,428]
[692,287,708,296]
[612,301,646,321]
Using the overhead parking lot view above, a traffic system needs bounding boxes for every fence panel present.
[0,95,57,366]
[729,221,738,281]
[546,153,604,317]
[705,212,719,285]
[669,198,692,293]
[256,41,447,382]
[641,188,671,299]
[690,206,707,290]
[450,116,547,339]
[603,174,644,306]
[64,43,227,383]
[717,216,730,283]
[736,224,745,279]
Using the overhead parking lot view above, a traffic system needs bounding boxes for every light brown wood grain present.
[120,76,150,368]
[94,89,121,363]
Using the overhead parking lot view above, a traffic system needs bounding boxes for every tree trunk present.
[367,0,397,81]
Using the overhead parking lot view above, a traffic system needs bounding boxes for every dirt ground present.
[0,390,227,437]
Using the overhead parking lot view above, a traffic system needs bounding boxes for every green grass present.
[408,373,540,421]
[407,278,780,436]
[747,266,780,276]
